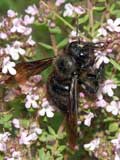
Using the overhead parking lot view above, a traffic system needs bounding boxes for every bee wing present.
[66,75,78,150]
[0,57,55,84]
[15,57,55,84]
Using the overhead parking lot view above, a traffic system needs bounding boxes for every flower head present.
[63,3,74,17]
[25,4,39,16]
[12,118,20,128]
[6,44,25,61]
[55,0,65,6]
[63,3,85,17]
[0,32,8,39]
[84,112,94,127]
[111,134,120,160]
[7,9,17,18]
[23,15,35,25]
[0,132,10,152]
[107,18,120,32]
[2,57,16,75]
[25,94,39,109]
[97,27,107,37]
[38,98,54,118]
[96,98,107,108]
[106,101,120,115]
[102,80,117,97]
[84,138,100,151]
[95,51,109,69]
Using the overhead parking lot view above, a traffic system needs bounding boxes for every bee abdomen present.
[47,72,70,113]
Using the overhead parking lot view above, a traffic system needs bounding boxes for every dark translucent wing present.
[66,75,78,150]
[15,57,55,83]
[0,57,55,84]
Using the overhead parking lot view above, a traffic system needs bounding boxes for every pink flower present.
[38,98,54,118]
[19,128,42,145]
[30,122,42,135]
[74,6,85,15]
[84,112,94,127]
[23,15,35,25]
[19,130,30,145]
[55,0,65,6]
[2,57,16,75]
[111,134,120,160]
[12,118,20,128]
[12,151,21,160]
[97,27,107,37]
[63,3,85,17]
[25,4,39,16]
[6,44,25,61]
[95,51,109,69]
[96,98,107,108]
[107,18,120,32]
[84,138,100,151]
[25,94,39,109]
[102,80,117,97]
[63,3,74,17]
[106,101,120,115]
[26,36,36,46]
[7,9,17,18]
[0,32,8,39]
[10,18,25,33]
[0,132,10,152]
[97,80,117,101]
[10,18,32,35]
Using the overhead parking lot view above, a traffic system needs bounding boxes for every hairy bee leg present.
[80,63,105,94]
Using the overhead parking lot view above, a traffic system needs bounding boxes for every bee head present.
[67,41,94,68]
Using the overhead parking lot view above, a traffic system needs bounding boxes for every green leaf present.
[104,117,114,122]
[57,145,66,152]
[39,148,45,160]
[4,122,12,129]
[78,15,89,24]
[21,119,30,128]
[48,126,56,135]
[0,114,12,124]
[109,4,116,12]
[49,27,61,34]
[108,122,119,133]
[46,135,56,141]
[38,42,53,50]
[110,59,120,71]
[94,6,105,11]
[57,38,68,49]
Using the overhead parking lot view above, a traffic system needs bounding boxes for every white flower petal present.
[8,67,16,75]
[38,109,45,116]
[46,110,54,118]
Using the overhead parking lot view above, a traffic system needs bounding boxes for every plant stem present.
[50,33,58,56]
[41,1,74,30]
[87,0,94,37]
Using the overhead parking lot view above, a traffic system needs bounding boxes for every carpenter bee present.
[0,40,104,150]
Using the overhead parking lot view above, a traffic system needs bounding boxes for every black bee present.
[0,40,104,150]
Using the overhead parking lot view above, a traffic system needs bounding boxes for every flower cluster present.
[0,132,10,153]
[0,6,37,76]
[63,3,85,17]
[84,138,100,151]
[19,122,42,145]
[98,18,120,37]
[111,134,120,160]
